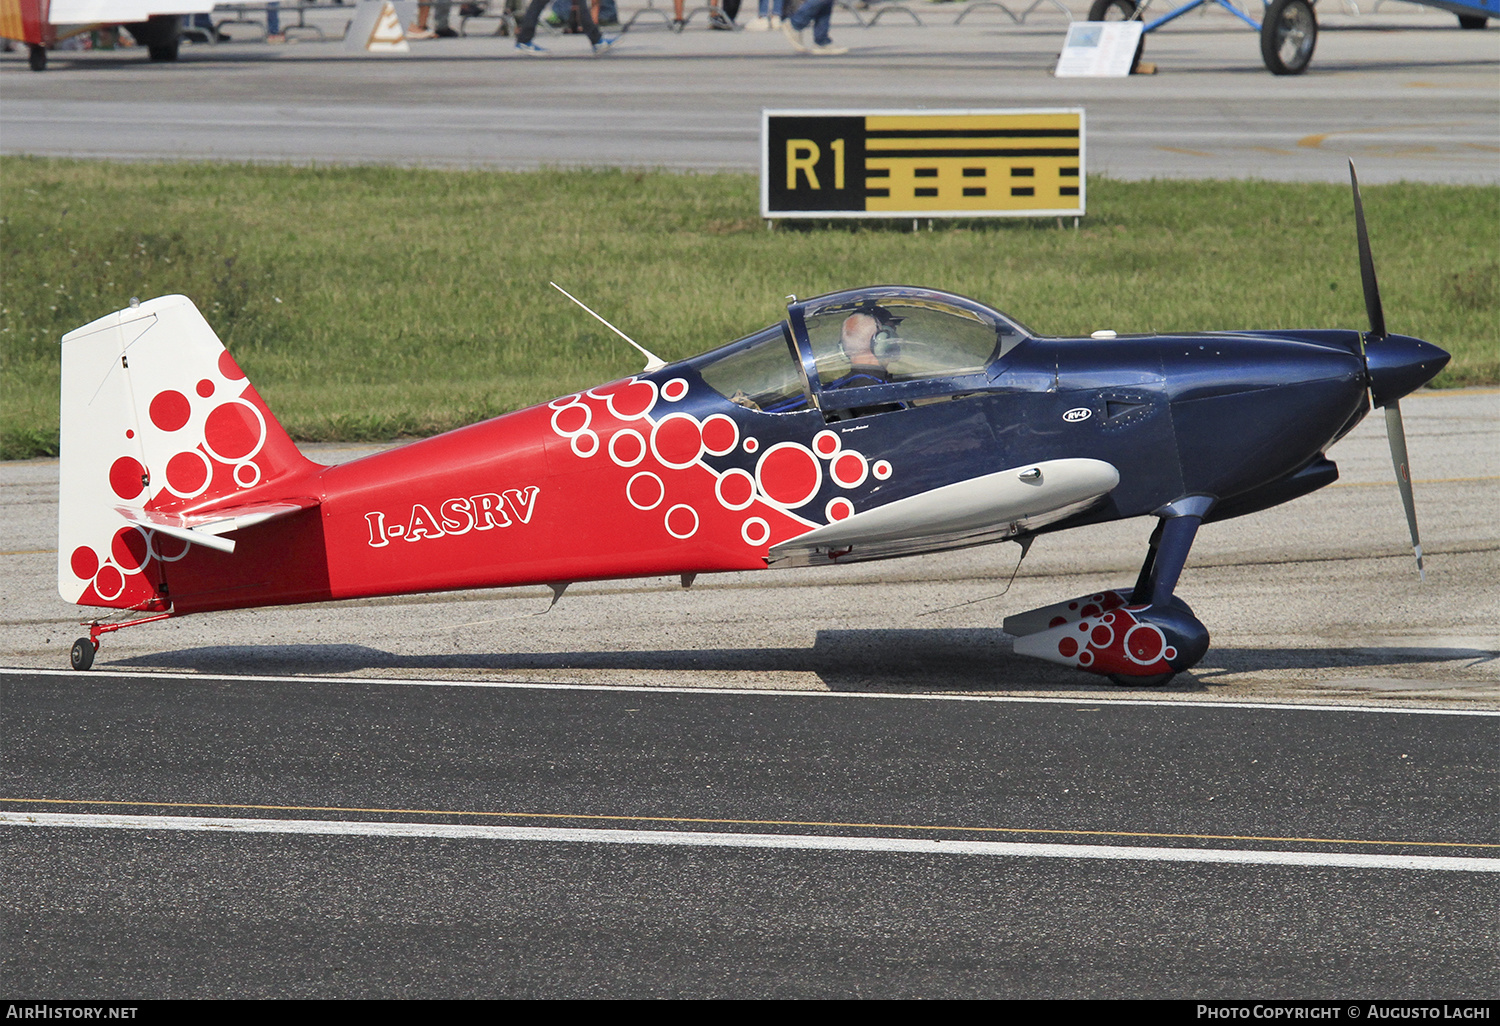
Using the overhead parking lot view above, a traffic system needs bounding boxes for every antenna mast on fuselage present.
[550,282,667,373]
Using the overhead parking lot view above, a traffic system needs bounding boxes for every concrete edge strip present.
[2,667,1496,717]
[5,812,1497,873]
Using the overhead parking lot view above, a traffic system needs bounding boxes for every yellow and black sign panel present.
[762,109,1084,219]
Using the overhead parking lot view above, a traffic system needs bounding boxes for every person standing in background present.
[668,0,737,29]
[782,0,846,53]
[745,0,782,29]
[514,0,615,53]
[265,1,284,43]
[409,2,459,38]
[546,0,620,28]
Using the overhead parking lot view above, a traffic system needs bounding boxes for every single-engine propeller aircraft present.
[57,165,1448,683]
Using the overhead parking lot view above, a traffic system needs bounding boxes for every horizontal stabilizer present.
[768,458,1119,567]
[114,498,319,555]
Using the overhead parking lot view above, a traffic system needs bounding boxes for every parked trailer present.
[2,0,215,70]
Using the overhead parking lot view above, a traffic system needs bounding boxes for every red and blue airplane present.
[57,165,1448,684]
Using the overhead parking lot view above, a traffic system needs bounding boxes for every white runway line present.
[4,667,1496,717]
[5,812,1496,873]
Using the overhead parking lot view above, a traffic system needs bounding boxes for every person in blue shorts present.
[781,0,847,54]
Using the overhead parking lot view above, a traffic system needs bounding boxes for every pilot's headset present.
[859,304,904,364]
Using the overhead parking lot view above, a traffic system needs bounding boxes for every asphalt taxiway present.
[3,669,1496,997]
[1,6,1497,184]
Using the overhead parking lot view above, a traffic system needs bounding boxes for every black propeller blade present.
[1384,405,1424,581]
[1349,159,1386,343]
[1349,160,1423,580]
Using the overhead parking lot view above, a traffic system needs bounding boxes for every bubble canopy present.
[688,287,1034,416]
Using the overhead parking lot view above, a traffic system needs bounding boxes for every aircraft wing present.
[1405,0,1498,17]
[114,498,319,555]
[767,458,1119,567]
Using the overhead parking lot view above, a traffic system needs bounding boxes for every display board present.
[761,109,1085,220]
[1054,22,1144,78]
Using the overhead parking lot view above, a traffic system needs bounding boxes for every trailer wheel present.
[28,43,46,71]
[1260,0,1317,75]
[126,15,181,61]
[1457,14,1486,28]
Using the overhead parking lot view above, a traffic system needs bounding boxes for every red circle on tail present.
[93,565,124,601]
[204,402,262,461]
[70,546,99,581]
[149,391,191,432]
[109,456,147,500]
[166,451,210,495]
[111,527,149,572]
[218,350,246,380]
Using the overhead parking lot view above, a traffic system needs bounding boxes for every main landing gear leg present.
[1004,498,1215,686]
[1138,499,1204,608]
[70,612,174,671]
[1131,518,1163,603]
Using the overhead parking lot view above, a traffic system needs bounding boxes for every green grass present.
[2,158,1496,460]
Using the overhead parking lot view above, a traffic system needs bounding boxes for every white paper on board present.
[1055,21,1143,78]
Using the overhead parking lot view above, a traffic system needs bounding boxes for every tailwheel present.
[69,612,173,670]
[70,638,96,671]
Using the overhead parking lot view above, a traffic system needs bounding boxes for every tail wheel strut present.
[69,612,174,671]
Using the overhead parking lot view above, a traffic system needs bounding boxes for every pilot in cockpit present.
[823,304,908,418]
[826,304,902,391]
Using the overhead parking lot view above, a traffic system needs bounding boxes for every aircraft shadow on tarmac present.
[111,628,1495,693]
